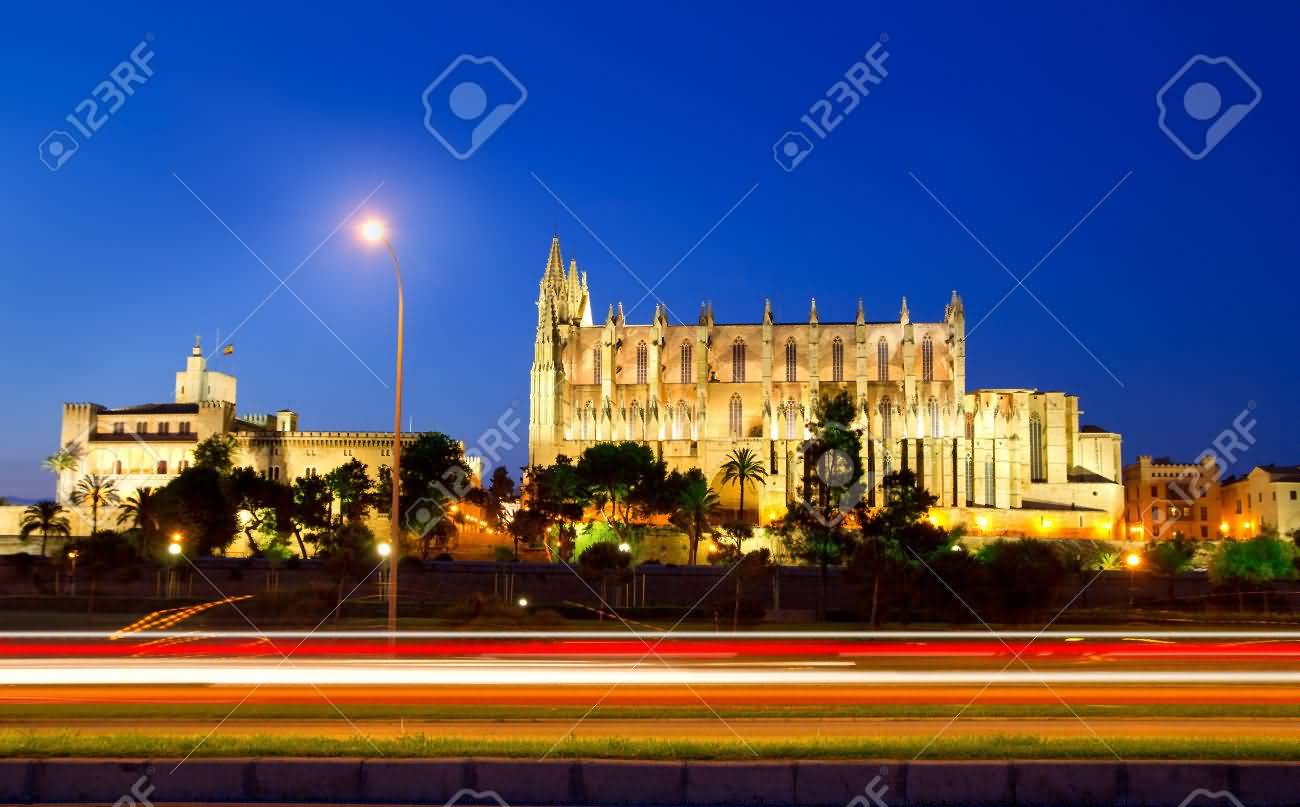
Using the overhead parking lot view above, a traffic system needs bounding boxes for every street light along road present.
[361,217,403,641]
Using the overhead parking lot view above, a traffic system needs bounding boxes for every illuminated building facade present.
[527,236,1124,537]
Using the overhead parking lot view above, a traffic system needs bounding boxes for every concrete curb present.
[0,757,1291,806]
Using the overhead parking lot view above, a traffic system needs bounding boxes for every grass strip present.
[1,731,1298,760]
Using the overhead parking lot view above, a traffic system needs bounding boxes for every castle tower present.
[174,337,236,405]
[529,238,569,464]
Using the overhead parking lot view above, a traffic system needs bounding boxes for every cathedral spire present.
[855,298,865,326]
[899,296,910,324]
[543,235,564,287]
[762,298,773,325]
[616,302,625,326]
[809,297,819,325]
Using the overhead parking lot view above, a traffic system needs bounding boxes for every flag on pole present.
[223,344,234,356]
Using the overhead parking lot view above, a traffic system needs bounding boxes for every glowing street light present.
[167,542,182,556]
[377,542,392,558]
[517,597,529,608]
[360,215,404,642]
[1125,551,1141,568]
[617,542,632,553]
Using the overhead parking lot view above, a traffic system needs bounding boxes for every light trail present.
[3,662,1300,686]
[6,630,1300,639]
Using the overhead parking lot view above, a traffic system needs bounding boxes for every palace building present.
[528,236,1125,538]
[53,340,480,533]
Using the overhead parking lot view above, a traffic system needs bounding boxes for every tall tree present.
[291,474,332,558]
[1147,534,1197,602]
[70,474,120,535]
[19,500,71,557]
[228,467,295,555]
[116,487,164,555]
[777,390,864,618]
[42,441,84,502]
[670,469,719,565]
[719,448,767,523]
[155,466,238,556]
[855,469,956,625]
[192,434,238,474]
[576,441,669,544]
[323,459,374,524]
[513,456,588,562]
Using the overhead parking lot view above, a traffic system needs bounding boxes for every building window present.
[1200,506,1208,520]
[985,459,996,505]
[1200,526,1208,538]
[785,338,797,382]
[270,465,280,481]
[157,422,170,435]
[680,340,693,384]
[928,398,940,438]
[1029,413,1046,482]
[785,400,798,439]
[673,400,688,439]
[1292,490,1297,500]
[883,453,892,478]
[636,341,648,385]
[728,394,743,438]
[877,337,889,381]
[879,396,892,443]
[1152,506,1161,521]
[922,335,934,381]
[593,347,602,385]
[112,460,123,475]
[178,421,191,434]
[831,337,844,382]
[136,422,147,434]
[156,460,168,474]
[582,401,593,439]
[1151,485,1158,497]
[112,421,125,434]
[731,339,746,382]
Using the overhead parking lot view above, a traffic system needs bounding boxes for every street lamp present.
[377,541,392,558]
[167,542,181,556]
[1125,551,1142,607]
[361,217,404,641]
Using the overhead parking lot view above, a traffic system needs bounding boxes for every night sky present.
[2,1,1297,499]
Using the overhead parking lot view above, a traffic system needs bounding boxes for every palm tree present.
[719,448,767,524]
[671,475,719,565]
[117,487,161,552]
[70,474,120,535]
[42,442,84,502]
[19,501,71,557]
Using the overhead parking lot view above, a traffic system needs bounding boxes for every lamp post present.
[1125,550,1142,607]
[362,219,403,641]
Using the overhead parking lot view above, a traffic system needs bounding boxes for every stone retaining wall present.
[0,757,1291,806]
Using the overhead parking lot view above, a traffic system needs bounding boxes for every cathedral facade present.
[528,237,1124,538]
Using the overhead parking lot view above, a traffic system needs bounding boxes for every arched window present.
[680,340,693,384]
[112,459,123,475]
[877,337,889,381]
[883,453,893,478]
[985,459,996,504]
[785,400,799,439]
[156,460,168,475]
[728,394,743,438]
[592,347,602,385]
[582,401,593,439]
[635,341,648,385]
[673,400,689,439]
[785,338,797,382]
[922,335,934,381]
[269,465,279,481]
[928,397,940,438]
[879,396,892,442]
[1029,413,1046,482]
[731,339,746,382]
[831,337,844,382]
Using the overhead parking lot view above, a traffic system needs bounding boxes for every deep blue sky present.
[2,1,1297,499]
